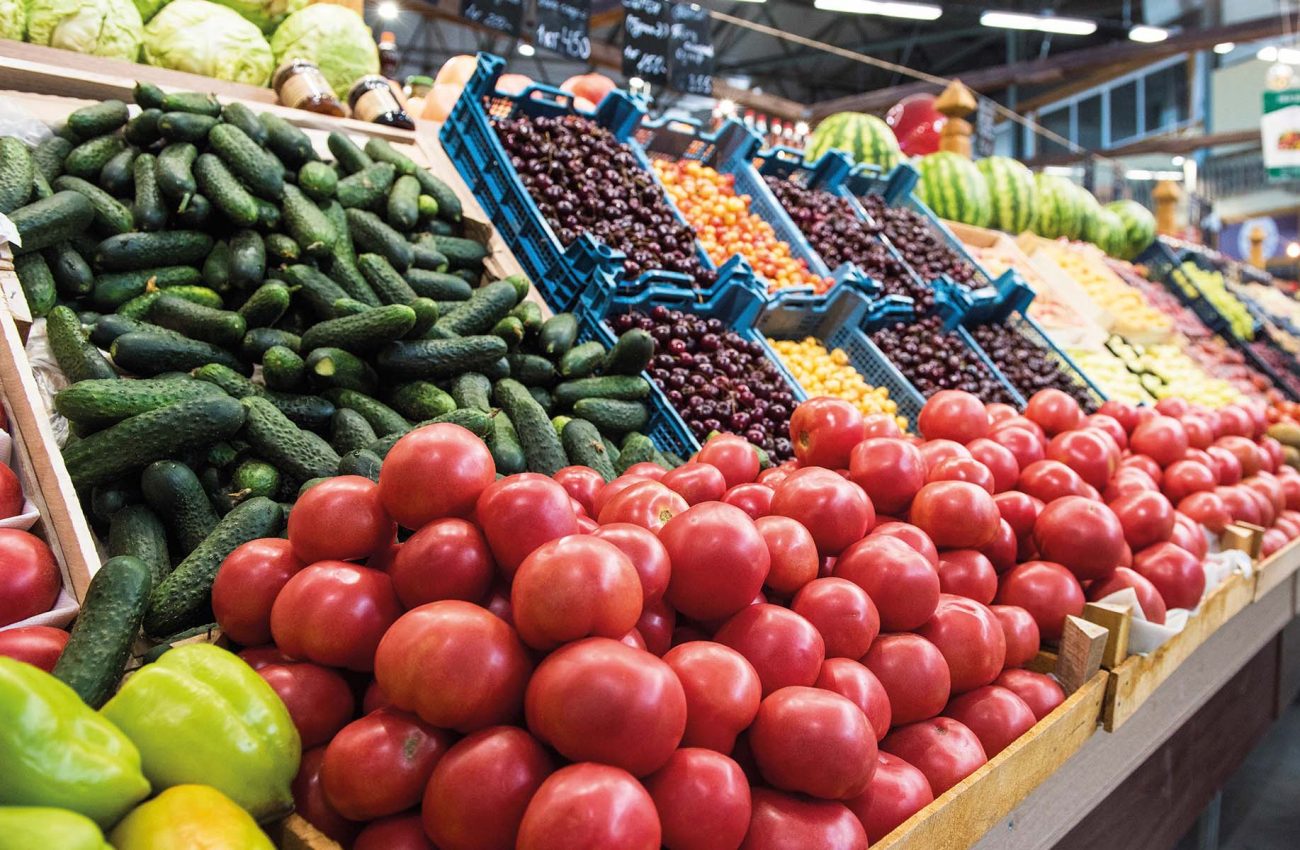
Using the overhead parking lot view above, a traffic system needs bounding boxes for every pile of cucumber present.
[0,83,674,655]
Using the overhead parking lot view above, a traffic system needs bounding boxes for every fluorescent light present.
[1287,242,1300,259]
[1126,169,1183,181]
[1171,155,1185,166]
[1280,47,1300,64]
[377,1,399,19]
[517,42,535,56]
[1043,166,1080,176]
[1129,25,1168,43]
[1214,41,1235,54]
[813,0,942,20]
[1259,45,1279,62]
[980,11,1096,35]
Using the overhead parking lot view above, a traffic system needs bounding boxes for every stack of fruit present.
[1030,240,1173,340]
[869,316,1017,404]
[1108,260,1212,340]
[857,193,982,289]
[768,337,907,430]
[1119,342,1245,408]
[965,323,1096,413]
[1171,262,1254,341]
[1236,279,1300,331]
[1183,337,1284,402]
[1063,347,1152,405]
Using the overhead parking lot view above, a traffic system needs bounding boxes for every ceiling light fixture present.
[1214,42,1235,54]
[517,42,535,56]
[377,1,399,19]
[1129,25,1169,43]
[979,11,1096,35]
[813,0,942,21]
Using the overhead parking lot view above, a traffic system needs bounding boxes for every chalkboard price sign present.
[536,0,591,60]
[669,3,713,96]
[622,0,670,84]
[461,0,524,37]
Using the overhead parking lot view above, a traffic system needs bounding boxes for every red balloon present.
[886,93,945,156]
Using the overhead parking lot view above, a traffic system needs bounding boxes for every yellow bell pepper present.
[109,785,275,850]
[0,806,113,850]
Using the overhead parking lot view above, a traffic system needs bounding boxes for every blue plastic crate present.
[1137,239,1235,335]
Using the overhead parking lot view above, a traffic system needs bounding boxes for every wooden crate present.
[1254,535,1300,602]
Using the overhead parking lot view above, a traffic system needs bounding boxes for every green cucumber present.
[387,174,420,231]
[377,335,508,379]
[47,305,118,383]
[238,281,292,328]
[324,388,410,437]
[221,102,268,145]
[31,136,72,183]
[487,411,527,475]
[52,555,152,708]
[327,131,372,174]
[507,353,557,386]
[265,233,300,266]
[300,303,416,353]
[363,137,419,175]
[406,269,471,301]
[141,460,219,556]
[326,254,382,307]
[132,81,165,109]
[282,264,349,318]
[14,252,56,316]
[539,313,579,357]
[429,235,487,272]
[255,198,279,231]
[89,314,186,348]
[418,194,438,219]
[321,199,355,264]
[231,460,280,502]
[158,112,217,143]
[174,193,211,228]
[110,332,248,377]
[118,286,224,320]
[616,433,657,474]
[305,347,379,394]
[208,123,284,201]
[492,315,524,348]
[132,153,168,232]
[97,146,136,197]
[357,253,418,305]
[298,161,337,202]
[67,100,129,139]
[228,230,266,291]
[451,372,492,412]
[434,280,517,336]
[510,300,543,333]
[262,345,306,392]
[92,266,202,310]
[493,378,567,475]
[94,230,213,272]
[156,143,197,206]
[347,208,413,271]
[560,341,607,379]
[605,329,655,375]
[414,168,461,222]
[108,504,171,585]
[562,419,617,480]
[573,398,649,435]
[124,109,163,147]
[554,376,650,408]
[240,396,341,482]
[282,184,337,258]
[411,244,449,272]
[240,327,300,362]
[528,386,553,413]
[336,162,396,209]
[408,297,439,338]
[30,170,52,201]
[160,91,221,116]
[10,191,95,255]
[51,175,133,234]
[337,449,382,482]
[330,408,378,455]
[258,112,314,167]
[388,381,456,421]
[44,242,94,297]
[148,293,247,349]
[368,409,493,457]
[193,153,259,227]
[55,376,221,426]
[331,297,371,317]
[64,135,123,180]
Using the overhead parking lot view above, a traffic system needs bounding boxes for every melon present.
[915,151,992,228]
[1032,174,1084,240]
[1086,208,1127,257]
[807,112,902,174]
[1106,199,1157,260]
[976,156,1037,234]
[1075,183,1103,244]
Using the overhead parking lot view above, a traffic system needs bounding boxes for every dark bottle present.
[348,76,415,130]
[378,31,401,80]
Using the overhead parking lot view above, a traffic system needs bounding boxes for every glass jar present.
[272,59,345,117]
[347,75,415,130]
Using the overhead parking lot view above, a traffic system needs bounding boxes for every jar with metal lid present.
[348,75,415,130]
[272,59,345,117]
[404,75,434,99]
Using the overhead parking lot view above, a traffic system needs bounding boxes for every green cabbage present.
[142,0,274,86]
[26,0,143,61]
[133,0,173,23]
[0,0,24,40]
[270,5,378,98]
[210,0,305,33]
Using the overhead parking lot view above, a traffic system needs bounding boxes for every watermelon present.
[1106,199,1157,260]
[1076,184,1103,244]
[915,151,992,228]
[976,156,1037,234]
[1085,208,1126,256]
[1032,174,1084,240]
[807,112,902,174]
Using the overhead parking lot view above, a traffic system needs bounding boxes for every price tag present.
[668,2,713,96]
[461,0,524,37]
[622,0,670,85]
[536,0,592,60]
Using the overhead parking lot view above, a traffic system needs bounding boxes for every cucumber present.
[408,297,439,338]
[110,331,248,377]
[174,194,211,228]
[510,299,543,333]
[97,146,136,197]
[14,252,56,316]
[63,395,246,489]
[406,269,471,301]
[363,137,419,176]
[357,253,418,305]
[52,175,133,235]
[539,313,579,357]
[31,136,72,183]
[64,135,124,180]
[256,111,314,166]
[193,363,333,428]
[331,298,370,317]
[237,281,291,328]
[337,449,382,482]
[336,162,396,209]
[368,409,493,457]
[330,408,379,455]
[327,131,373,174]
[605,329,655,375]
[221,101,268,145]
[46,305,118,383]
[414,168,462,222]
[255,198,280,231]
[298,161,337,202]
[429,235,487,272]
[282,184,337,257]
[193,153,259,227]
[228,230,265,291]
[554,376,650,408]
[528,386,553,413]
[262,345,306,392]
[160,91,221,116]
[208,123,284,201]
[326,254,382,307]
[387,174,420,231]
[108,504,171,584]
[158,112,218,143]
[451,372,492,412]
[347,208,413,271]
[283,264,350,318]
[265,233,300,266]
[418,194,439,219]
[388,381,456,421]
[494,379,567,475]
[435,280,518,337]
[156,143,198,206]
[90,480,141,523]
[95,230,213,271]
[300,303,416,354]
[55,376,222,426]
[124,109,163,147]
[616,433,657,473]
[321,199,355,264]
[488,411,527,475]
[148,293,247,349]
[573,398,649,435]
[507,353,557,386]
[132,81,165,109]
[10,191,95,255]
[145,496,282,637]
[52,555,152,708]
[453,269,480,286]
[92,266,202,310]
[132,153,168,232]
[67,100,129,140]
[562,419,617,480]
[411,244,449,272]
[551,416,572,437]
[231,459,280,501]
[44,242,94,297]
[324,388,410,437]
[305,347,379,394]
[30,170,52,201]
[241,396,341,482]
[377,335,508,379]
[241,327,301,362]
[88,314,186,348]
[560,341,607,379]
[142,460,220,556]
[208,441,246,470]
[603,437,621,468]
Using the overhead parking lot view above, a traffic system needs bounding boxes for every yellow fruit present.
[769,336,908,430]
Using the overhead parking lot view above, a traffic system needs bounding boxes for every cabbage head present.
[26,0,144,61]
[143,0,274,86]
[210,0,305,33]
[133,0,173,24]
[270,5,378,98]
[0,0,24,40]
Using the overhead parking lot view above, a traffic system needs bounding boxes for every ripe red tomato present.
[714,604,826,695]
[791,577,880,659]
[1131,417,1190,468]
[375,600,533,732]
[721,483,774,519]
[0,463,23,519]
[637,596,676,657]
[909,481,999,549]
[986,426,1045,470]
[663,641,761,753]
[943,685,1036,757]
[511,536,642,650]
[600,478,693,534]
[862,413,904,439]
[835,536,939,631]
[937,550,997,604]
[553,466,605,517]
[211,538,304,646]
[0,529,59,627]
[965,438,1020,493]
[1085,414,1128,450]
[288,475,395,564]
[994,669,1065,720]
[1086,566,1168,625]
[986,403,1018,424]
[740,788,868,850]
[1207,446,1243,485]
[928,456,996,494]
[994,561,1085,641]
[271,561,402,671]
[389,518,494,609]
[1170,513,1210,560]
[1098,400,1139,433]
[1182,415,1214,450]
[918,390,988,444]
[1132,542,1205,610]
[990,604,1040,668]
[1108,490,1176,550]
[645,748,752,850]
[590,522,671,604]
[1017,460,1088,503]
[661,502,770,621]
[848,438,927,514]
[750,686,878,800]
[815,658,891,741]
[1216,435,1263,478]
[994,491,1042,540]
[1103,468,1158,502]
[869,521,939,566]
[1217,485,1262,525]
[978,520,1018,573]
[517,763,661,850]
[1162,460,1217,504]
[1025,389,1082,436]
[354,814,437,850]
[1032,496,1124,581]
[292,747,361,846]
[322,707,453,820]
[770,469,874,557]
[862,633,950,725]
[423,725,555,850]
[378,424,495,528]
[1264,528,1289,555]
[844,752,934,843]
[1046,430,1117,490]
[916,439,972,472]
[698,434,761,488]
[477,474,579,578]
[791,397,866,469]
[756,515,820,596]
[916,595,1006,694]
[880,717,987,795]
[661,463,728,505]
[0,625,68,671]
[256,661,354,748]
[1279,474,1300,510]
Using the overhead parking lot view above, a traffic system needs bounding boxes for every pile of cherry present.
[205,386,1299,850]
[857,193,981,289]
[968,322,1098,412]
[870,315,1017,404]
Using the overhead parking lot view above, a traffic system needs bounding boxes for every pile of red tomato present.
[205,386,1300,850]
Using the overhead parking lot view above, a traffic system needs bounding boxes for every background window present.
[1110,81,1139,141]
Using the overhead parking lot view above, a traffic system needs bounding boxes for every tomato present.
[862,413,905,439]
[0,463,23,519]
[750,686,877,800]
[993,669,1065,720]
[721,483,774,519]
[590,523,671,604]
[910,481,999,549]
[1216,435,1263,478]
[1130,416,1190,468]
[388,518,494,609]
[1262,436,1286,472]
[1025,389,1082,436]
[815,658,891,741]
[271,561,402,671]
[1161,460,1217,504]
[698,434,761,488]
[1086,566,1167,625]
[881,717,987,795]
[994,561,1085,641]
[750,515,817,596]
[862,634,950,725]
[994,491,1042,540]
[375,600,533,732]
[916,439,972,472]
[927,456,996,494]
[379,424,495,528]
[512,536,642,650]
[1032,496,1124,581]
[943,686,1036,757]
[645,748,752,850]
[1264,528,1289,555]
[985,403,1017,424]
[740,788,868,850]
[292,747,361,845]
[835,536,939,631]
[1132,542,1205,610]
[990,605,1040,668]
[255,661,354,748]
[526,637,685,776]
[368,540,401,572]
[1247,473,1287,516]
[624,462,669,480]
[771,469,873,557]
[917,390,988,444]
[791,397,866,469]
[661,502,770,621]
[757,466,792,488]
[986,426,1045,470]
[663,641,761,753]
[1103,468,1158,502]
[355,814,437,850]
[915,595,1005,694]
[791,577,880,659]
[1108,490,1175,551]
[423,725,555,850]
[844,752,934,843]
[1016,460,1088,504]
[599,479,690,532]
[477,474,580,578]
[321,707,453,820]
[1046,430,1117,491]
[288,475,394,564]
[965,438,1020,493]
[553,466,606,517]
[660,463,728,506]
[937,550,997,605]
[1085,413,1128,450]
[362,678,389,714]
[1282,474,1300,510]
[848,438,927,514]
[517,763,661,850]
[0,529,59,627]
[1217,485,1262,525]
[1156,397,1190,418]
[979,520,1018,573]
[637,596,677,657]
[0,625,68,671]
[869,521,939,566]
[211,538,304,646]
[1207,446,1243,485]
[1182,415,1214,450]
[1098,400,1139,433]
[714,603,825,695]
[1171,513,1209,560]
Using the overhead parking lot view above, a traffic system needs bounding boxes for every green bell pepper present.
[0,807,113,850]
[0,657,150,829]
[101,643,300,821]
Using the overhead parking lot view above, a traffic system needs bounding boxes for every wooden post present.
[1249,226,1267,268]
[1083,602,1132,668]
[1153,180,1181,235]
[934,80,978,159]
[1055,615,1108,694]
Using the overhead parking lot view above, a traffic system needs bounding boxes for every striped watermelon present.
[976,156,1037,234]
[1085,207,1126,257]
[1106,199,1157,260]
[1075,184,1103,244]
[1032,174,1084,240]
[807,112,902,174]
[915,151,992,228]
